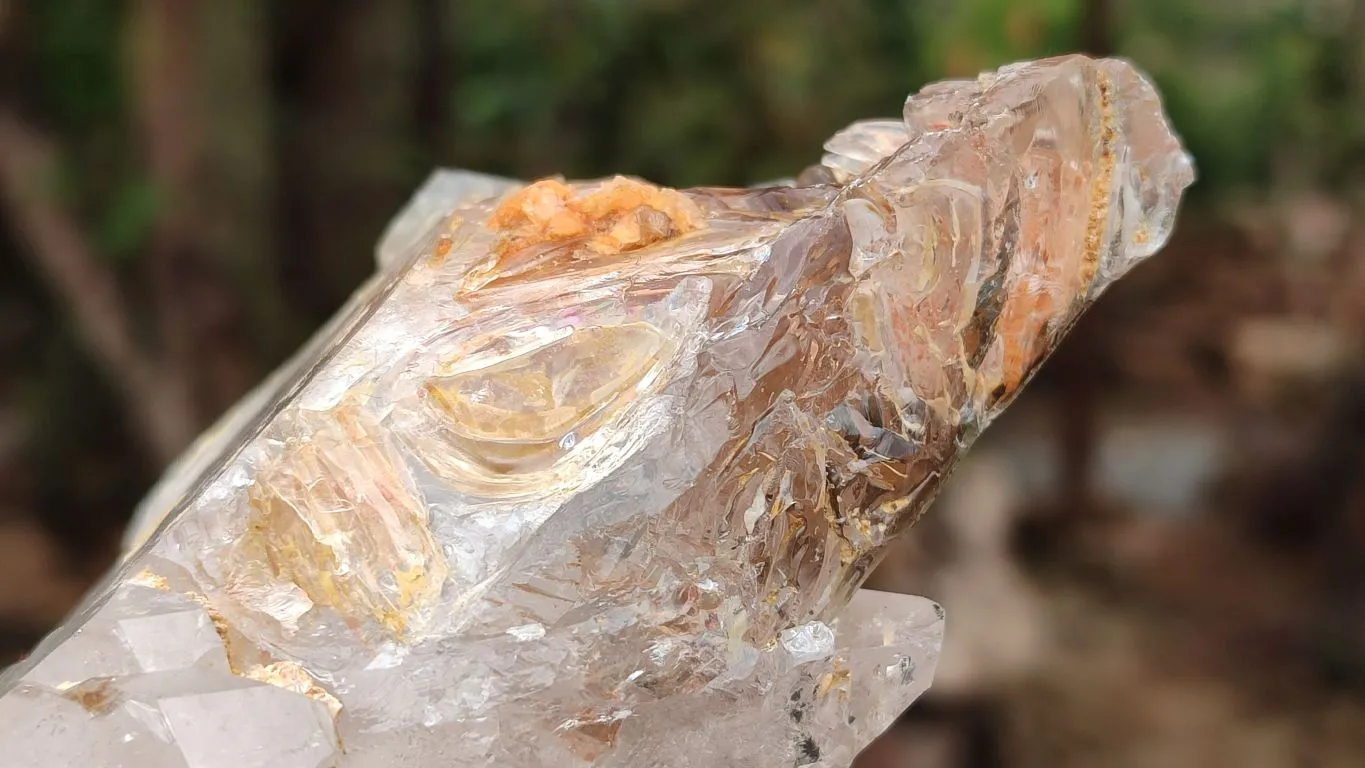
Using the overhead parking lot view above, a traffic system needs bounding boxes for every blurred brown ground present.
[3,1,1365,766]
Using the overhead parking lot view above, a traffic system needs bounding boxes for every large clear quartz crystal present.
[1,55,1191,767]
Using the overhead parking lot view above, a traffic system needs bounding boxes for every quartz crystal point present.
[2,55,1191,767]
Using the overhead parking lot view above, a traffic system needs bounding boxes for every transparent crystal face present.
[2,55,1191,767]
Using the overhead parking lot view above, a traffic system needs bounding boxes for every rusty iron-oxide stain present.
[64,678,120,716]
[245,661,344,720]
[433,234,454,262]
[129,569,344,727]
[221,401,448,643]
[128,569,170,591]
[558,711,628,763]
[1079,70,1118,293]
[131,567,249,675]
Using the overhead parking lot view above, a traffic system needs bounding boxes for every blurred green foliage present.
[19,0,1365,246]
[438,0,1363,197]
[1120,0,1365,193]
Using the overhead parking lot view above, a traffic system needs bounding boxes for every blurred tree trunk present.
[0,110,197,463]
[1080,0,1111,57]
[129,0,266,428]
[128,0,204,423]
[279,1,420,319]
[415,0,453,165]
[199,2,296,367]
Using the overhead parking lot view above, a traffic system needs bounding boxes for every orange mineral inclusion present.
[488,176,703,259]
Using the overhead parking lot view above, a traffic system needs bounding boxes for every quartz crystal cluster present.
[0,55,1191,767]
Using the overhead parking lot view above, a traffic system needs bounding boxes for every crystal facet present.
[3,55,1191,767]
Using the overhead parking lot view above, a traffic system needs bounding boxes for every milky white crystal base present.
[4,571,938,768]
[3,581,340,768]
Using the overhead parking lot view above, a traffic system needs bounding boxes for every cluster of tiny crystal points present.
[0,55,1190,768]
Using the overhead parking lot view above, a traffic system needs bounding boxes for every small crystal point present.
[3,55,1190,767]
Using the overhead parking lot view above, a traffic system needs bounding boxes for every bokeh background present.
[1,0,1363,765]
